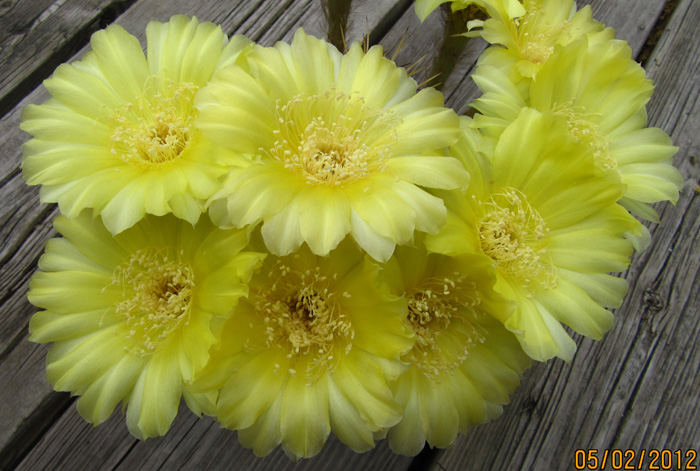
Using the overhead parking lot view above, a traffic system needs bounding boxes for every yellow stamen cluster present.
[478,188,554,289]
[109,78,199,168]
[406,275,484,379]
[553,102,617,171]
[270,91,397,185]
[110,248,194,355]
[515,4,571,65]
[254,261,354,383]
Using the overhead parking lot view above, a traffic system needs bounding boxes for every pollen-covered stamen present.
[515,4,572,65]
[110,248,194,355]
[109,78,199,168]
[553,102,617,171]
[406,274,484,379]
[478,188,555,289]
[255,261,354,382]
[269,91,397,185]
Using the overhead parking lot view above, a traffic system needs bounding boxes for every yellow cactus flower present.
[197,28,467,262]
[381,243,530,455]
[192,241,414,458]
[428,111,638,361]
[477,0,613,79]
[531,38,683,223]
[28,212,265,439]
[21,16,252,234]
[472,37,683,230]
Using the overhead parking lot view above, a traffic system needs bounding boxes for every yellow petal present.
[280,373,331,458]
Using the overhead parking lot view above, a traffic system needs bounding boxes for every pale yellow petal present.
[280,374,331,458]
[217,350,289,430]
[385,156,469,190]
[298,186,352,255]
[126,346,182,439]
[90,24,150,102]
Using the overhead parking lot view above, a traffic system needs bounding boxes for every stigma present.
[478,188,555,289]
[553,102,617,171]
[406,274,484,379]
[110,248,194,355]
[109,78,199,168]
[254,260,354,383]
[270,91,397,186]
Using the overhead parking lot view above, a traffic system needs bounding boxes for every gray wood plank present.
[17,404,413,471]
[0,0,139,117]
[427,0,700,469]
[0,0,420,469]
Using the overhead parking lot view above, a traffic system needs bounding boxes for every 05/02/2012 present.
[574,449,698,470]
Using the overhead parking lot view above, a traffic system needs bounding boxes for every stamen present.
[269,90,398,185]
[406,274,485,379]
[515,4,572,65]
[254,260,354,384]
[478,188,555,289]
[109,78,199,168]
[553,102,617,171]
[110,248,194,355]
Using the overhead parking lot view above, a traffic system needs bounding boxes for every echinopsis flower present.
[192,241,414,458]
[197,28,468,262]
[28,212,265,438]
[471,38,683,248]
[21,16,252,234]
[476,0,613,80]
[381,243,530,455]
[428,111,639,361]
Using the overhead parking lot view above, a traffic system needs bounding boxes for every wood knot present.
[642,289,664,313]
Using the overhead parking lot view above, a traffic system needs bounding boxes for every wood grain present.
[0,0,138,117]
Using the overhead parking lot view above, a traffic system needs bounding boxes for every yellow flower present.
[381,243,530,455]
[477,0,612,79]
[428,111,638,361]
[28,212,265,438]
[414,0,525,22]
[472,37,683,238]
[21,16,252,234]
[531,39,682,223]
[192,241,413,458]
[197,28,467,262]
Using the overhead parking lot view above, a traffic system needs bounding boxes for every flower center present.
[553,102,617,171]
[270,91,397,186]
[516,5,571,65]
[109,78,199,168]
[255,262,354,382]
[406,274,484,379]
[110,248,194,355]
[478,188,554,289]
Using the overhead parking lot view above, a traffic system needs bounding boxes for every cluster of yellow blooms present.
[21,0,681,460]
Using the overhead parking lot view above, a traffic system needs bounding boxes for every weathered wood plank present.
[0,341,71,471]
[427,0,700,469]
[0,0,421,469]
[16,403,413,471]
[0,0,139,117]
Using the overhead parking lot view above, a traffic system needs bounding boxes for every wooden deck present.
[0,0,698,469]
